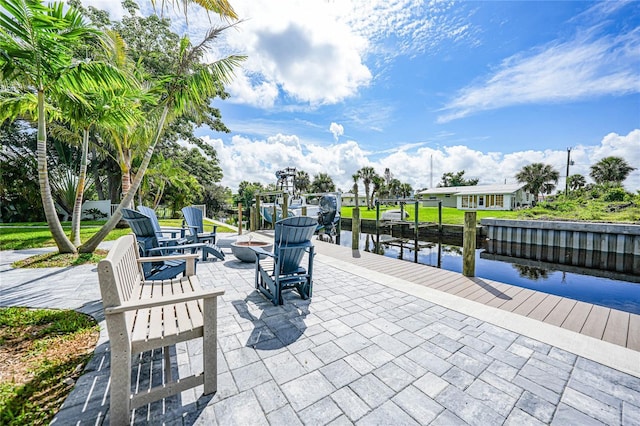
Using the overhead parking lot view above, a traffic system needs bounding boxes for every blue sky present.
[86,0,640,192]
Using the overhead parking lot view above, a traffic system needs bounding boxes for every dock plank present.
[561,302,593,332]
[602,309,629,347]
[473,284,522,306]
[580,305,610,339]
[513,291,548,317]
[544,298,577,327]
[528,294,562,321]
[493,288,535,312]
[628,314,640,351]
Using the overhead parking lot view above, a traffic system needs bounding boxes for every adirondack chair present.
[137,205,186,244]
[122,209,224,279]
[251,216,317,305]
[182,206,217,244]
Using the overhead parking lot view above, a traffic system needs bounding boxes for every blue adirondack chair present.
[122,209,224,279]
[251,216,317,305]
[120,208,195,280]
[182,206,217,244]
[137,205,186,245]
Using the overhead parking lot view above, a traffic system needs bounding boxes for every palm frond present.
[149,0,238,21]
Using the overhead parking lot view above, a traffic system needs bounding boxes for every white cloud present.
[329,123,344,141]
[81,0,473,109]
[206,129,640,194]
[438,30,640,122]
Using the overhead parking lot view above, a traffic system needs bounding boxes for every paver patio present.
[1,235,639,425]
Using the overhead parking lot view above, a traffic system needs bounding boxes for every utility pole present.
[565,147,572,196]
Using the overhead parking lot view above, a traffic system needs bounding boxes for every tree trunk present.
[92,147,105,200]
[36,88,76,253]
[79,106,170,253]
[70,128,90,246]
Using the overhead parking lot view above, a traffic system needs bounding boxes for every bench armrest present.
[104,287,226,315]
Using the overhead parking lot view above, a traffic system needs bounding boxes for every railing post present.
[238,203,243,235]
[352,207,360,250]
[463,211,476,276]
[283,193,289,219]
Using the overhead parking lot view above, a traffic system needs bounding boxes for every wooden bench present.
[98,234,225,424]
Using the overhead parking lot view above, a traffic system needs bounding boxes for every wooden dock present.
[312,239,640,351]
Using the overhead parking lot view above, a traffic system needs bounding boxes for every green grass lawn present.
[0,307,99,426]
[340,199,639,225]
[0,219,236,251]
[340,205,520,224]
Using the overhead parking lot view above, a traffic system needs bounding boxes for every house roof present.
[418,183,525,196]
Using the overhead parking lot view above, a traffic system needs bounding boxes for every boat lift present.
[373,198,443,263]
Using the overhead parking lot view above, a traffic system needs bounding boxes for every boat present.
[259,168,341,237]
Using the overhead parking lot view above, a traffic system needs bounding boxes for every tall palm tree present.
[515,163,560,202]
[294,170,310,195]
[589,156,636,186]
[388,178,401,200]
[370,175,384,205]
[0,0,126,252]
[79,25,245,252]
[357,166,378,209]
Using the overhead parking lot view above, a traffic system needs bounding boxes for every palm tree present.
[388,178,402,200]
[310,173,336,193]
[0,0,126,252]
[357,166,378,209]
[515,163,560,202]
[151,0,238,20]
[370,175,384,205]
[590,156,636,186]
[399,183,413,198]
[294,170,311,195]
[567,174,586,191]
[79,25,245,252]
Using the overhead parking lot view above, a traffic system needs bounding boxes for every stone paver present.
[1,236,639,425]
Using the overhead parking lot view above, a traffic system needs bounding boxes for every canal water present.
[337,231,640,315]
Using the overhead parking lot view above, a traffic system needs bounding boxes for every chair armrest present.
[105,287,226,315]
[157,227,187,238]
[145,243,207,255]
[138,253,200,263]
[157,235,188,245]
[250,247,275,258]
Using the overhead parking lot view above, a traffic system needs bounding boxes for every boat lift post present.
[255,190,287,230]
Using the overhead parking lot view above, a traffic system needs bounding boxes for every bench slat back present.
[98,234,143,308]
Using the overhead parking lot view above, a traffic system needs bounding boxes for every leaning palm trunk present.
[79,106,169,253]
[37,89,76,253]
[70,128,90,246]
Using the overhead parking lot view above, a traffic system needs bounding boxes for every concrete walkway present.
[1,235,639,425]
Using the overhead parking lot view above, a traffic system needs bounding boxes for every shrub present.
[603,187,627,202]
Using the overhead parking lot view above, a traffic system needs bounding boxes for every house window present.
[445,194,451,198]
[496,194,504,207]
[461,195,477,208]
